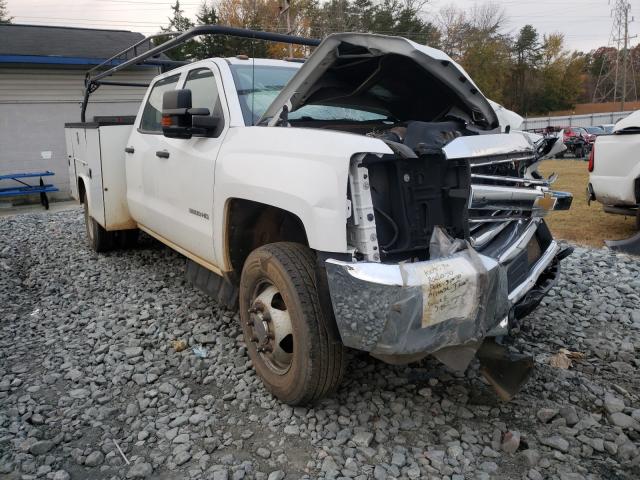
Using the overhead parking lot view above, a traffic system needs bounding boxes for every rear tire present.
[83,200,113,252]
[239,242,346,405]
[636,209,640,230]
[117,229,139,249]
[575,146,584,159]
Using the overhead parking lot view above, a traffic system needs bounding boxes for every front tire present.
[83,200,113,252]
[239,242,346,405]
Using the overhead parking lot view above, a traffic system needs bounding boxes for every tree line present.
[2,0,635,116]
[161,0,609,115]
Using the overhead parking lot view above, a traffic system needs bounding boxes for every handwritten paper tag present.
[415,258,478,328]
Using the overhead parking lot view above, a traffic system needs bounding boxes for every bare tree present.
[437,6,468,60]
[0,0,12,23]
[468,2,506,35]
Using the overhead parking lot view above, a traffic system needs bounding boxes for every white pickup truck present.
[65,28,572,405]
[588,110,640,229]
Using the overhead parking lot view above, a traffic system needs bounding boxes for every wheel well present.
[226,199,309,275]
[78,178,86,203]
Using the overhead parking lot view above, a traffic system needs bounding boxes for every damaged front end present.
[259,32,573,399]
[325,132,572,399]
[326,133,572,399]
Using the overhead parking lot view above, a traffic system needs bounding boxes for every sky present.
[5,0,637,53]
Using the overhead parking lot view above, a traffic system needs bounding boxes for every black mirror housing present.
[192,115,220,137]
[162,89,193,139]
[162,89,219,138]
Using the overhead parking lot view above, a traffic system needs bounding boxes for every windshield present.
[229,64,392,125]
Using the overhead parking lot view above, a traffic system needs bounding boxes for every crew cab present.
[65,29,572,405]
[588,110,640,228]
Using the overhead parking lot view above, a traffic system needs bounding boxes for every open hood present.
[487,100,523,132]
[260,33,499,130]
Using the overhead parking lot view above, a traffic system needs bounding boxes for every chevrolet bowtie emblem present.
[534,192,557,213]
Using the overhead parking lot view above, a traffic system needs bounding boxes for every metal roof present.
[0,24,156,63]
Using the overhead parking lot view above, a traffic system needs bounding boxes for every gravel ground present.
[1,208,639,480]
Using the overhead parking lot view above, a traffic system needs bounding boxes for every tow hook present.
[477,339,534,401]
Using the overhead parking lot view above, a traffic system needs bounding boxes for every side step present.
[185,259,238,309]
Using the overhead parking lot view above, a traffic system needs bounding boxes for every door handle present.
[124,147,135,154]
[156,150,170,159]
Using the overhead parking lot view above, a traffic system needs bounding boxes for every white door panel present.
[127,65,227,266]
[154,66,228,264]
[125,72,182,234]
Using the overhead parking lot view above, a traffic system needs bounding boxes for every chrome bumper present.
[325,232,562,358]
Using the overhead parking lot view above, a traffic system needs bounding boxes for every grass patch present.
[539,159,637,247]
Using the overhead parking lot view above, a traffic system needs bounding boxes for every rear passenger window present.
[184,68,224,136]
[139,74,180,133]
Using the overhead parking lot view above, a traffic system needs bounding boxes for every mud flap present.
[477,339,534,401]
[605,232,640,256]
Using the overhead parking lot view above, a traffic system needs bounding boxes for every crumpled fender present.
[213,126,392,267]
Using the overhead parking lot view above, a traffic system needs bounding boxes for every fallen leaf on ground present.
[171,339,187,352]
[548,348,586,369]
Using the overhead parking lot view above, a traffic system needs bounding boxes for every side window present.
[139,74,180,133]
[184,68,225,136]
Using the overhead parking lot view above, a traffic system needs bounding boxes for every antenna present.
[592,0,638,109]
[251,40,256,125]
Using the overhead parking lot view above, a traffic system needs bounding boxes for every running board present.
[185,259,238,309]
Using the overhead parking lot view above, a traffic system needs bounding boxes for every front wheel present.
[239,242,346,405]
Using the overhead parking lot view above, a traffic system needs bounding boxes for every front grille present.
[467,151,550,245]
[506,234,543,291]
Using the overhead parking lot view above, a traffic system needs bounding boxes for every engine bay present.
[335,119,552,264]
[345,121,474,262]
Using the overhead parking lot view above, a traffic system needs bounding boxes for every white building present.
[0,24,162,199]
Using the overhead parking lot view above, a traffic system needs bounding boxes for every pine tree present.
[160,1,196,60]
[194,2,226,59]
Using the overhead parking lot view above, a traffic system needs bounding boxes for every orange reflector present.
[161,116,172,127]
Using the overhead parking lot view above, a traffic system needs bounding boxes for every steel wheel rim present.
[247,282,294,375]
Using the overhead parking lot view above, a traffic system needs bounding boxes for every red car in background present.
[564,126,596,144]
[558,126,593,159]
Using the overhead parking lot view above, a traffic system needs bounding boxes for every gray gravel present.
[1,208,639,479]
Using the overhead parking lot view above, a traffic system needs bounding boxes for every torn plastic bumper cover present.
[325,236,562,360]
